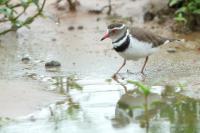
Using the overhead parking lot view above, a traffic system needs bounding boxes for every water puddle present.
[1,76,200,133]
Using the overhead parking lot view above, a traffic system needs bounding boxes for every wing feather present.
[130,27,173,47]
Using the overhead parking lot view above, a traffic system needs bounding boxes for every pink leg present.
[141,56,149,75]
[112,59,126,79]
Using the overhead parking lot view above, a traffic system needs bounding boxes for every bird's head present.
[100,23,128,42]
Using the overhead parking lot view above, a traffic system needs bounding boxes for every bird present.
[100,23,176,78]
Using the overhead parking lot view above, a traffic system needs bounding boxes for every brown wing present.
[130,27,172,47]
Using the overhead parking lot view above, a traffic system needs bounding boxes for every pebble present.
[45,60,61,68]
[77,25,84,30]
[52,38,56,42]
[21,57,30,63]
[68,26,75,31]
[88,9,102,14]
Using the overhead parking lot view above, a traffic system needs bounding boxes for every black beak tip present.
[100,38,104,41]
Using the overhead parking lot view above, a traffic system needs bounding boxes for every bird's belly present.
[118,40,159,60]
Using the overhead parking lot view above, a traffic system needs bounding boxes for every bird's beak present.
[100,31,109,41]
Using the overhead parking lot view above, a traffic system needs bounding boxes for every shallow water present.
[1,79,200,133]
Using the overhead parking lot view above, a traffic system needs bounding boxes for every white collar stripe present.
[113,31,130,47]
[112,24,125,30]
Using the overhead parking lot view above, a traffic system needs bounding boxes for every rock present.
[45,61,61,68]
[167,48,176,53]
[77,25,84,30]
[21,57,30,63]
[68,26,75,31]
[144,11,155,22]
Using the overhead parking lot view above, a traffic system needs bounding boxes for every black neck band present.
[113,36,130,52]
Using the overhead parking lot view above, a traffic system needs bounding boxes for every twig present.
[107,0,112,15]
[0,0,46,36]
[88,0,112,15]
[67,0,76,11]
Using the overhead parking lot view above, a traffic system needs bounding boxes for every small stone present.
[68,26,75,31]
[52,38,56,42]
[45,60,61,68]
[96,17,100,22]
[77,25,84,30]
[29,116,36,122]
[88,9,102,14]
[21,57,30,63]
[167,48,176,53]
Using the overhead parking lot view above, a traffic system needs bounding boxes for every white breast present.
[118,36,159,60]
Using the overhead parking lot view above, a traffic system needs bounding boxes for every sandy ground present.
[0,0,200,118]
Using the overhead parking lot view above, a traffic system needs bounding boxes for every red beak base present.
[100,32,109,41]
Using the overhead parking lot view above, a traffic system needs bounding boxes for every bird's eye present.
[112,30,116,33]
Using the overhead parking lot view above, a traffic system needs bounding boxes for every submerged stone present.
[45,61,61,68]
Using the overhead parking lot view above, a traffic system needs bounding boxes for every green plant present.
[169,0,200,28]
[0,0,46,35]
[127,80,151,97]
[67,75,83,91]
[127,80,150,128]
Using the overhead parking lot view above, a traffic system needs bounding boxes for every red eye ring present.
[112,29,116,33]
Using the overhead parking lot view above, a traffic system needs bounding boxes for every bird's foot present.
[140,71,147,81]
[112,74,118,80]
[141,71,144,75]
[140,71,147,76]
